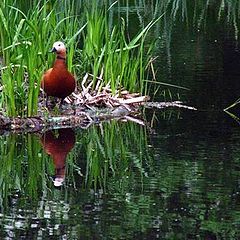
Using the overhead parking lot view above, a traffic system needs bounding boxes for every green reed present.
[1,0,239,117]
[78,7,160,94]
[224,97,240,123]
[0,0,81,117]
[0,0,160,117]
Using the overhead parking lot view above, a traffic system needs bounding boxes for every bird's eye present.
[58,44,61,46]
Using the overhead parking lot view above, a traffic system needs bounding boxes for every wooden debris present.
[145,101,197,110]
[65,73,149,109]
[118,96,149,104]
[124,116,145,126]
[0,73,197,133]
[0,106,135,132]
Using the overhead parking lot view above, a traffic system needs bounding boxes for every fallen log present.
[1,74,197,133]
[145,101,197,110]
[0,105,135,133]
[0,100,196,133]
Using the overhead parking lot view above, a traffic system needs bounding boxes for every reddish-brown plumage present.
[41,41,76,101]
[41,128,75,187]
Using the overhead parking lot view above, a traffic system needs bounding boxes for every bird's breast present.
[42,67,75,98]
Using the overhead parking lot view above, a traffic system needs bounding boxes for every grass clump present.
[0,1,159,117]
[0,0,81,117]
[78,8,161,95]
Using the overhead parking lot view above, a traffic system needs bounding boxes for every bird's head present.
[50,41,66,54]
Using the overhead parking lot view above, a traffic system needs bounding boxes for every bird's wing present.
[41,68,53,88]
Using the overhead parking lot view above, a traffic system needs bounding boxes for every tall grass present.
[0,0,160,117]
[1,0,239,117]
[78,7,160,94]
[0,0,81,117]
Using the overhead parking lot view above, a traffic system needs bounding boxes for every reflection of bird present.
[41,128,75,187]
[41,41,76,106]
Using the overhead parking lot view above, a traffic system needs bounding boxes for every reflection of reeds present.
[77,121,153,190]
[130,0,240,28]
[0,121,153,206]
[0,134,53,208]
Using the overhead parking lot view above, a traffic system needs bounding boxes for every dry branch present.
[0,105,137,133]
[1,73,197,133]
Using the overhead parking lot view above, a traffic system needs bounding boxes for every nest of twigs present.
[39,73,149,116]
[0,73,197,132]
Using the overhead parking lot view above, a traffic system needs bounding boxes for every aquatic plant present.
[77,6,161,95]
[1,0,239,117]
[224,98,240,123]
[0,0,81,117]
[0,0,161,117]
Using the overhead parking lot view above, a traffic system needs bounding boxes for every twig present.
[124,116,145,126]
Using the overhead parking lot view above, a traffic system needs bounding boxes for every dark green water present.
[1,1,240,239]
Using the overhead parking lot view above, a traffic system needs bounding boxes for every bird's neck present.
[53,53,67,68]
[57,52,66,59]
[57,55,66,60]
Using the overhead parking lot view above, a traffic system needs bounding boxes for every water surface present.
[1,1,240,239]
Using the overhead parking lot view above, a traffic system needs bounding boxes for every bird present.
[41,41,76,107]
[40,128,76,187]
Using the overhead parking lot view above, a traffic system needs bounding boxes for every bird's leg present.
[72,99,76,115]
[59,98,64,109]
[45,95,49,109]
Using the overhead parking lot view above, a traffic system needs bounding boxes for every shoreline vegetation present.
[0,100,196,133]
[0,0,198,131]
[0,71,197,133]
[0,1,160,118]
